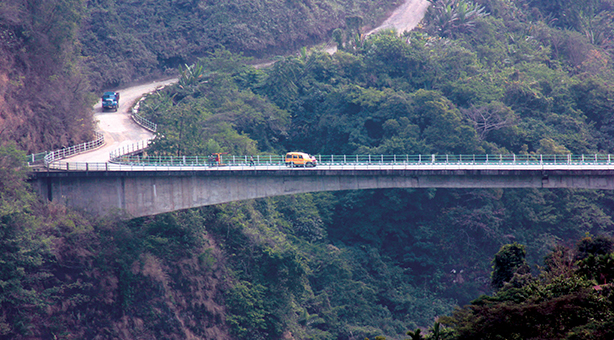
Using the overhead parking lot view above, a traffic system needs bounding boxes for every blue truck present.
[102,91,120,111]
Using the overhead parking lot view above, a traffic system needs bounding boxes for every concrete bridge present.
[29,154,614,218]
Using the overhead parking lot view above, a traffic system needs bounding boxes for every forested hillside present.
[81,0,401,88]
[134,0,614,337]
[2,0,614,339]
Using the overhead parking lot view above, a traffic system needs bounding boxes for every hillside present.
[80,0,402,89]
[2,0,614,339]
[0,1,94,153]
[133,0,614,337]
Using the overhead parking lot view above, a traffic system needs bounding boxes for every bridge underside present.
[30,169,614,217]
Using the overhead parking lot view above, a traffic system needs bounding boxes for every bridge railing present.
[109,140,152,160]
[41,153,614,171]
[131,106,157,132]
[40,132,105,166]
[27,151,50,165]
[102,153,614,168]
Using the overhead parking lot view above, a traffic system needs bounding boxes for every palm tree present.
[406,328,424,340]
[426,0,489,38]
[178,61,212,88]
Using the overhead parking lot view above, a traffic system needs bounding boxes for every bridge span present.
[29,154,614,218]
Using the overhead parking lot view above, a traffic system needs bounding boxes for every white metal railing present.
[131,108,157,132]
[32,83,166,168]
[131,95,157,132]
[107,153,614,167]
[27,151,50,165]
[42,153,614,172]
[109,140,152,160]
[43,132,105,166]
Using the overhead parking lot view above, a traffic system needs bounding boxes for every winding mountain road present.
[67,79,176,162]
[368,0,430,36]
[67,0,430,163]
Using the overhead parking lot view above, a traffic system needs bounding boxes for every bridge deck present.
[28,155,614,217]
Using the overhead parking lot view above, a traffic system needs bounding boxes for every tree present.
[406,328,424,340]
[346,15,364,35]
[0,144,32,215]
[425,0,488,38]
[490,243,529,290]
[460,102,516,141]
[441,238,614,339]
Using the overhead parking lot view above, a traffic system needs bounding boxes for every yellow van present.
[285,152,317,167]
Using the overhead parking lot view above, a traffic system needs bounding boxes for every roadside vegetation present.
[136,0,614,337]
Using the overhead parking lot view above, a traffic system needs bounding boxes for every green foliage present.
[197,197,456,339]
[137,1,614,333]
[441,238,614,339]
[406,328,424,340]
[10,0,614,337]
[225,281,268,338]
[141,49,289,155]
[178,60,211,88]
[80,0,402,88]
[425,0,489,38]
[490,243,530,290]
[0,144,32,215]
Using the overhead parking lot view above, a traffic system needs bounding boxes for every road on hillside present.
[67,0,430,162]
[324,0,431,54]
[67,79,177,162]
[367,0,430,36]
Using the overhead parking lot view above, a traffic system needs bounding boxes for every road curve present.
[323,0,430,54]
[67,0,430,162]
[367,0,431,36]
[67,79,177,162]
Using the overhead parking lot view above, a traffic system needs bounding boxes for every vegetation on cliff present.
[439,236,614,339]
[0,1,95,153]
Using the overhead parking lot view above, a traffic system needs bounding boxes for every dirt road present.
[67,79,177,162]
[324,0,430,54]
[67,0,429,162]
[367,0,430,36]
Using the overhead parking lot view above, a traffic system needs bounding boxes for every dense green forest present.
[2,0,614,339]
[136,0,614,337]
